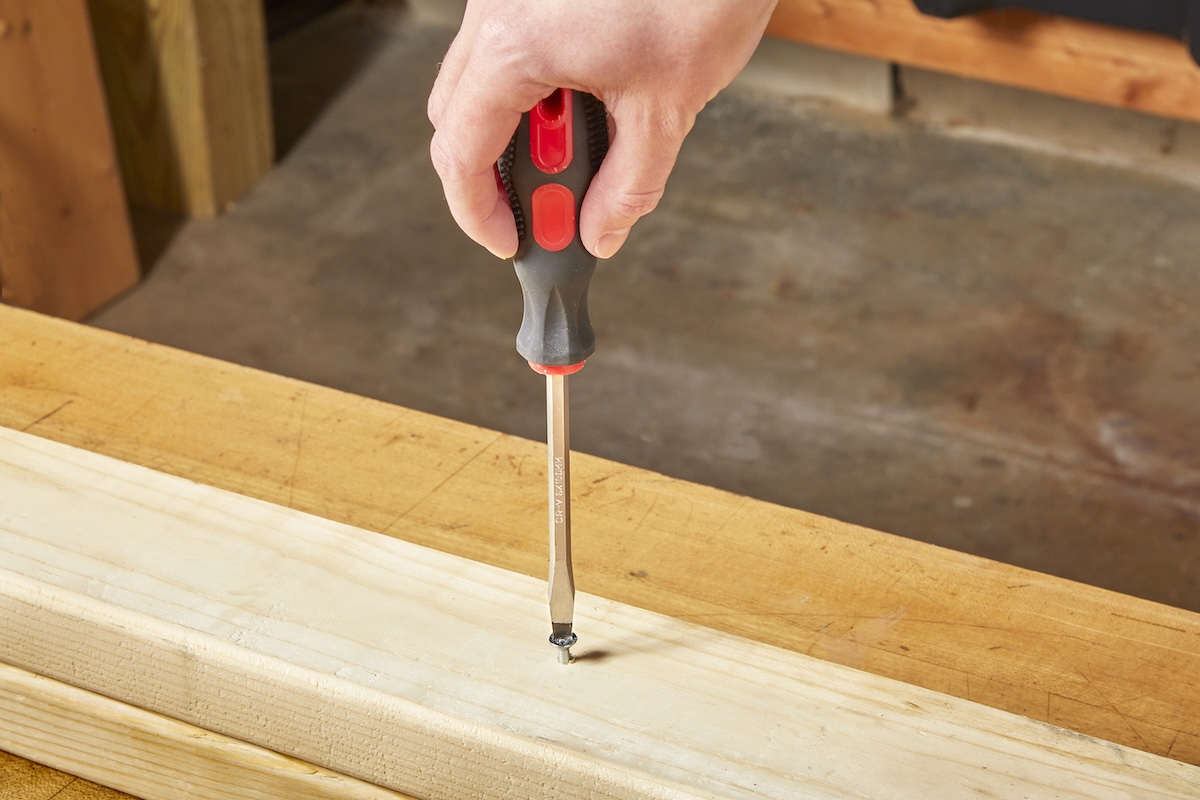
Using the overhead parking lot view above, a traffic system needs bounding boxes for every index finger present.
[429,59,550,258]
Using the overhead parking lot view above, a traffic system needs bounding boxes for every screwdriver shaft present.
[546,373,576,662]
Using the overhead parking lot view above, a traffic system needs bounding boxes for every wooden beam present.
[0,305,1198,775]
[0,662,415,800]
[86,0,274,217]
[767,0,1200,123]
[1,427,1197,799]
[0,0,141,319]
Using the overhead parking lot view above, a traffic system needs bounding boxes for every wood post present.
[87,0,274,217]
[0,0,140,319]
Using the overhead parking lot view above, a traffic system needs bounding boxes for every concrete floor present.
[93,6,1200,612]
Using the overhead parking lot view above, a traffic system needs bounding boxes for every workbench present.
[1,306,1198,797]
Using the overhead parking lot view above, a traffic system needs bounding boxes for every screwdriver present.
[498,88,608,664]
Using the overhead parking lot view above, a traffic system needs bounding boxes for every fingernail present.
[594,228,630,259]
[485,231,519,260]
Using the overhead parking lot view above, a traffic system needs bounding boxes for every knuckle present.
[610,186,664,220]
[427,91,444,127]
[476,4,527,46]
[428,133,470,182]
[475,12,528,70]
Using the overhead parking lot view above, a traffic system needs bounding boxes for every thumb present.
[579,105,693,259]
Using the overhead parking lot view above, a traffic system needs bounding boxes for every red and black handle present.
[498,89,609,375]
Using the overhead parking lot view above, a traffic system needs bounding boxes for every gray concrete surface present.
[899,66,1200,189]
[93,6,1200,611]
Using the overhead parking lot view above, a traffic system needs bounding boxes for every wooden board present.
[0,751,127,800]
[767,0,1200,123]
[0,305,1198,776]
[87,0,274,217]
[0,662,415,800]
[0,0,140,319]
[1,427,1198,799]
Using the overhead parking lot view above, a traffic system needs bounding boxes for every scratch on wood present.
[44,778,78,800]
[20,399,74,432]
[1075,668,1151,752]
[1110,612,1191,635]
[379,445,491,537]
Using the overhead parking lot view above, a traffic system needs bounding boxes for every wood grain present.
[768,0,1200,123]
[0,750,127,800]
[0,0,140,319]
[87,0,273,217]
[0,662,415,800]
[1,426,1197,798]
[0,305,1198,793]
[193,0,273,214]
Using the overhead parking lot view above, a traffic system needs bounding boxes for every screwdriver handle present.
[499,89,609,372]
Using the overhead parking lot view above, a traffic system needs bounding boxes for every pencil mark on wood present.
[287,389,309,508]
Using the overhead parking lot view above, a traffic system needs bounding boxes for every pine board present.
[1,426,1198,799]
[0,305,1198,774]
[0,662,414,800]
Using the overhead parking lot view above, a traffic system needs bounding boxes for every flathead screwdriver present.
[546,372,574,663]
[498,88,608,664]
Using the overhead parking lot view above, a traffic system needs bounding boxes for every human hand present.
[427,0,779,259]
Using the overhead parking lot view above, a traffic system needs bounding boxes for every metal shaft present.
[546,373,576,663]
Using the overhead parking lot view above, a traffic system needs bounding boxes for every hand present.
[428,0,779,259]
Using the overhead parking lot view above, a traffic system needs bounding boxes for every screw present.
[549,631,577,665]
